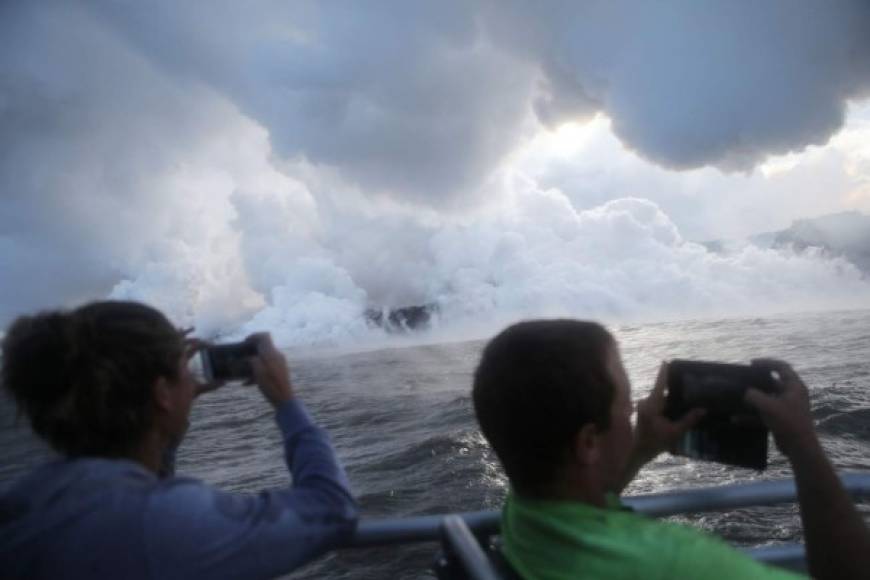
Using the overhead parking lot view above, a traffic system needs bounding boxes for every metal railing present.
[344,472,870,573]
[439,515,503,580]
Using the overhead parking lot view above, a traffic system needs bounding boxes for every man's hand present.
[617,362,705,492]
[181,333,226,398]
[634,362,706,461]
[745,359,870,580]
[744,359,817,459]
[246,333,295,407]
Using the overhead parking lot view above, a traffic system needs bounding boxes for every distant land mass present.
[704,211,870,275]
[365,303,439,332]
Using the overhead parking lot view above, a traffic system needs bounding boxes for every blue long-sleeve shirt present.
[0,399,357,579]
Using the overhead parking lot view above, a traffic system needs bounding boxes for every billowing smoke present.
[2,1,870,347]
[233,188,870,346]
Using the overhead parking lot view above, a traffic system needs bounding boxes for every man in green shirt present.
[472,320,870,580]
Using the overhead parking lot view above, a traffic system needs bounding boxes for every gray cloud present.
[3,1,870,339]
[89,1,539,205]
[490,0,870,170]
[82,1,870,198]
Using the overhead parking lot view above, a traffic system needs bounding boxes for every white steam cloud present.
[2,1,870,347]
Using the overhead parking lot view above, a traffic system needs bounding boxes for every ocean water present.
[2,309,870,578]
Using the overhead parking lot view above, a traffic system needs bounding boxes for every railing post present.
[439,515,503,580]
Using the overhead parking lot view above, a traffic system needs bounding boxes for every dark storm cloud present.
[88,1,870,192]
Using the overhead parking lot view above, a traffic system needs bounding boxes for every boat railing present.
[343,472,870,577]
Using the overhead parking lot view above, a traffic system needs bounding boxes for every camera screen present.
[666,360,775,470]
[668,360,775,418]
[682,371,751,415]
[204,342,257,381]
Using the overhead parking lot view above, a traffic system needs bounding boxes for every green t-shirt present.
[501,492,806,580]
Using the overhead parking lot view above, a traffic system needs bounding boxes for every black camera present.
[200,339,259,383]
[664,360,779,470]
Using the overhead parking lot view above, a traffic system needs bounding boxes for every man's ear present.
[153,377,174,413]
[573,423,601,466]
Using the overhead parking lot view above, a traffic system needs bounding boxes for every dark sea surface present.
[2,309,870,578]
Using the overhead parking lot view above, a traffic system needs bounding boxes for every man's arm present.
[146,334,357,580]
[146,401,357,580]
[617,362,704,493]
[246,332,353,511]
[746,360,870,580]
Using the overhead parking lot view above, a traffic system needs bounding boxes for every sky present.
[2,1,870,346]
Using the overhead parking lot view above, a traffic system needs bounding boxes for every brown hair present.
[472,319,616,495]
[1,301,184,457]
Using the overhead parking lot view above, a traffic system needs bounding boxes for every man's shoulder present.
[503,493,806,580]
[503,495,720,577]
[2,458,157,505]
[612,512,804,579]
[606,509,731,558]
[602,504,715,555]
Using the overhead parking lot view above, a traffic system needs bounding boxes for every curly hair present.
[1,301,185,457]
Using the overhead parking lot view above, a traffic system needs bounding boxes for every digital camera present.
[200,339,259,383]
[664,360,779,470]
